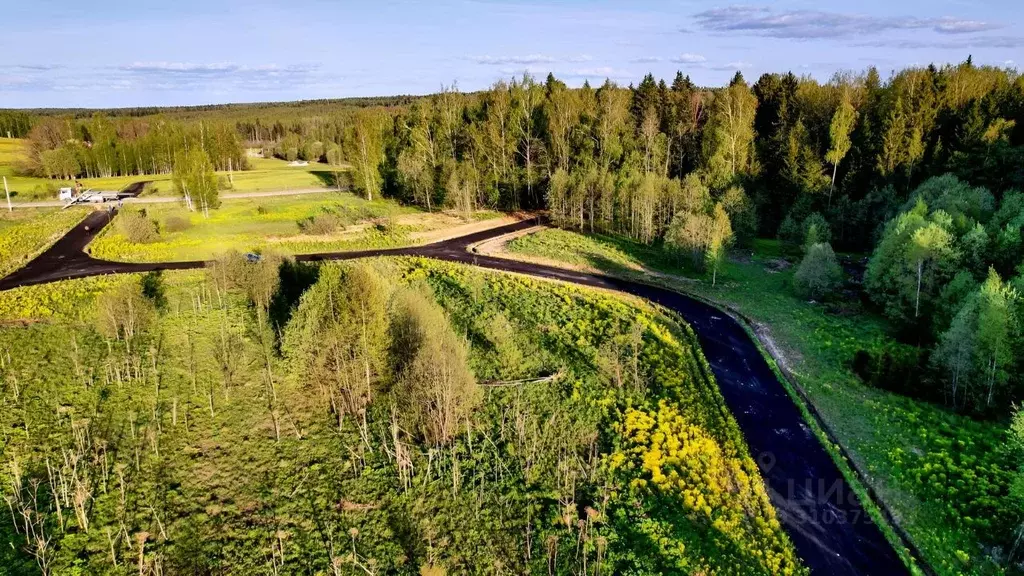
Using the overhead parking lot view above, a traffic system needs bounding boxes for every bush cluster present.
[116,208,159,243]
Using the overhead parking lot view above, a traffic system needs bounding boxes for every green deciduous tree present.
[172,147,219,216]
[389,287,479,445]
[286,264,391,436]
[975,269,1017,407]
[702,75,758,189]
[666,202,733,285]
[40,146,80,180]
[95,280,156,355]
[934,269,1019,410]
[909,220,958,318]
[325,143,345,191]
[826,90,856,204]
[345,110,388,201]
[793,243,843,300]
[866,200,959,327]
[706,203,733,286]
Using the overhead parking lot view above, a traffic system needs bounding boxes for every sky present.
[0,0,1021,109]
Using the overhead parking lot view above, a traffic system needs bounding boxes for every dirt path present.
[471,224,699,287]
[0,215,910,576]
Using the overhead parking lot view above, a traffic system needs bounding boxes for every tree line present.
[21,115,246,181]
[15,59,1021,248]
[329,60,1020,254]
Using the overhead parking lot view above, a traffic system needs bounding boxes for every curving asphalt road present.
[0,210,909,575]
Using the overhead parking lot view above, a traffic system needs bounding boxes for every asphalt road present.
[0,211,909,575]
[10,186,333,208]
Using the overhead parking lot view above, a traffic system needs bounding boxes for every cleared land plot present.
[89,191,504,262]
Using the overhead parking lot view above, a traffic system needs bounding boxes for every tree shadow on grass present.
[575,234,691,280]
[270,259,321,342]
[310,169,349,191]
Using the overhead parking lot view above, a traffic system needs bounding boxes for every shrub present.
[208,250,283,313]
[162,215,192,233]
[802,213,832,251]
[851,346,929,398]
[778,213,802,246]
[94,281,156,353]
[29,182,60,200]
[298,212,342,235]
[116,208,159,243]
[140,271,167,310]
[779,212,832,253]
[720,185,758,246]
[793,242,842,299]
[374,214,396,233]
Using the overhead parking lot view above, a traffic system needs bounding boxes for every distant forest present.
[4,58,1021,249]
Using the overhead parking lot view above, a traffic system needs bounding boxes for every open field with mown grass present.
[0,138,337,201]
[89,191,503,262]
[505,227,1015,576]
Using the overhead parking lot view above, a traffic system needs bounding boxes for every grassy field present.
[506,228,1015,576]
[0,138,336,201]
[89,191,502,262]
[0,260,803,574]
[0,206,90,278]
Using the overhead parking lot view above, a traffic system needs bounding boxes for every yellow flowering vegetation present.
[0,208,89,278]
[607,401,804,575]
[592,315,805,576]
[0,275,132,321]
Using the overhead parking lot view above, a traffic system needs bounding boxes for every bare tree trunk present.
[915,259,923,318]
[829,162,838,207]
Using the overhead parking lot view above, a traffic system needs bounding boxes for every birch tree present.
[389,288,479,445]
[345,111,388,201]
[172,147,218,216]
[702,74,757,189]
[826,90,856,204]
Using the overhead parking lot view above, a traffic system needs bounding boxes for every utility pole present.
[4,176,10,212]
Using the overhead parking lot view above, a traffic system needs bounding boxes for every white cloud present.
[474,54,557,65]
[121,62,240,73]
[631,56,662,64]
[715,61,752,70]
[692,6,1001,39]
[671,53,707,64]
[497,65,554,76]
[855,35,1024,49]
[933,18,996,34]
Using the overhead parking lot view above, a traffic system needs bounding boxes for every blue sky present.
[1,0,1021,108]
